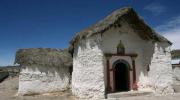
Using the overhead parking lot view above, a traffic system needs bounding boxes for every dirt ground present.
[1,76,180,100]
[0,76,76,100]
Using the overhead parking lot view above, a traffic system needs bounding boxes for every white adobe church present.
[69,7,174,99]
[16,7,174,99]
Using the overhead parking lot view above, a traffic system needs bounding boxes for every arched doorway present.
[113,60,130,92]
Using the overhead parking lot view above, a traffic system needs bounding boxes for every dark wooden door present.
[113,62,130,92]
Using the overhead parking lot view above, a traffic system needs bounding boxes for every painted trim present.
[105,53,138,95]
[112,59,132,70]
[132,58,138,90]
[105,53,137,58]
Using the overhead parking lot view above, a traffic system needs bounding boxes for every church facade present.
[70,7,174,99]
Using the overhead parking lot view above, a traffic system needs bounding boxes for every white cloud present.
[144,3,166,15]
[163,30,180,50]
[156,16,180,32]
[155,16,180,49]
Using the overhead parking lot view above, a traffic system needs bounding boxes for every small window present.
[117,40,125,54]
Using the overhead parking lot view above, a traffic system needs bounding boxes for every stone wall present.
[0,71,9,82]
[18,65,70,95]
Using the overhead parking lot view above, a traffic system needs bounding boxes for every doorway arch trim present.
[105,53,138,94]
[112,59,132,70]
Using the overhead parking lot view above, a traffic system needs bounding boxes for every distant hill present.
[0,65,20,72]
[171,49,180,59]
[0,65,20,78]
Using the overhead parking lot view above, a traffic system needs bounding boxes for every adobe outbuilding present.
[15,48,72,95]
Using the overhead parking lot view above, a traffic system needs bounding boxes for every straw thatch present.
[15,48,72,67]
[171,49,180,59]
[69,7,171,52]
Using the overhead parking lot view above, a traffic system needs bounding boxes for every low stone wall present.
[172,64,180,92]
[18,65,70,95]
[0,66,20,78]
[0,71,9,82]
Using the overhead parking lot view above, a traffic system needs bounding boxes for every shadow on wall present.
[139,42,170,77]
[140,42,155,78]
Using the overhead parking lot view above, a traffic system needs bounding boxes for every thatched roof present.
[70,7,171,48]
[15,48,72,67]
[171,49,180,59]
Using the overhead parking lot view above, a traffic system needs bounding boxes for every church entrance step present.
[107,91,153,99]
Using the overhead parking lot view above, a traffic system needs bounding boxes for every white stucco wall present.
[148,43,174,95]
[18,65,70,95]
[72,34,105,99]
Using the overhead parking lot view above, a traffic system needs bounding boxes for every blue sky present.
[0,0,180,66]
